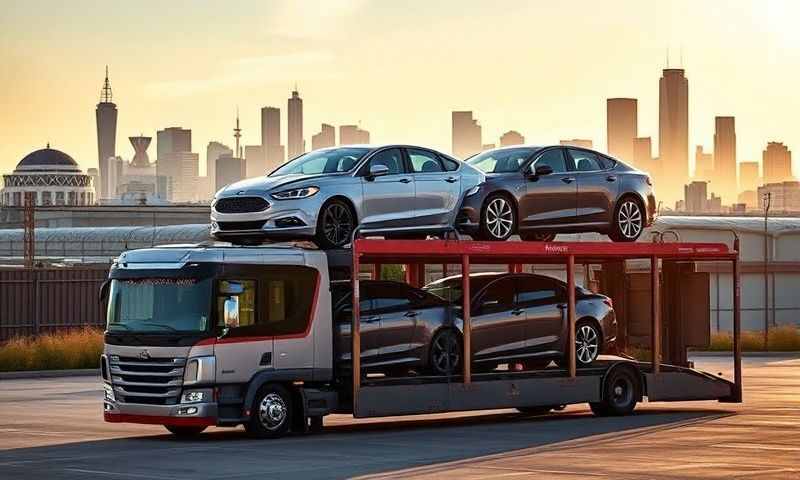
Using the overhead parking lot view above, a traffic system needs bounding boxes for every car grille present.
[217,220,267,231]
[215,196,270,214]
[109,355,185,406]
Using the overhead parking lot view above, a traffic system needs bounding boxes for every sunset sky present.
[1,0,799,177]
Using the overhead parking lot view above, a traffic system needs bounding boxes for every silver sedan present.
[211,145,485,248]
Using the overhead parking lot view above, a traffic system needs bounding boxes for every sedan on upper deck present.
[211,145,484,248]
[457,145,657,242]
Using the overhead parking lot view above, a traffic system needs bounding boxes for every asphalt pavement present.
[0,355,797,479]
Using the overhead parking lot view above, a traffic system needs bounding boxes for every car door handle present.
[404,311,419,318]
[511,308,524,316]
[445,176,458,183]
[561,177,575,184]
[606,175,617,182]
[398,178,412,184]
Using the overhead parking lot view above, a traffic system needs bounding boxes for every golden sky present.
[1,0,798,177]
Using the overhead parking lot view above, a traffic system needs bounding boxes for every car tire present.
[575,320,602,367]
[589,367,639,416]
[520,231,556,242]
[315,199,356,249]
[478,195,516,241]
[164,425,207,437]
[428,329,462,376]
[609,197,644,242]
[245,384,292,439]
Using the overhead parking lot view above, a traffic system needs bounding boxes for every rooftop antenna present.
[233,106,242,158]
[100,65,113,103]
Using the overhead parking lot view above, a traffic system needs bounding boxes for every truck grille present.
[215,196,270,213]
[109,355,185,406]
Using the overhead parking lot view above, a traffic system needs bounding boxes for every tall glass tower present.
[96,66,118,199]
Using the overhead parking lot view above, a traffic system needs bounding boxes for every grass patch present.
[0,328,103,372]
[708,325,800,352]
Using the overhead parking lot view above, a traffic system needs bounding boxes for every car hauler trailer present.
[102,238,742,438]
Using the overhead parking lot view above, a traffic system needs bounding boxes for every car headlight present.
[465,184,482,197]
[271,186,319,200]
[104,383,115,402]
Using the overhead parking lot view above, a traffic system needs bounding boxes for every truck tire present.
[590,366,639,416]
[164,425,206,437]
[245,384,293,439]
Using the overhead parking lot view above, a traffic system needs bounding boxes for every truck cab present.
[102,242,337,437]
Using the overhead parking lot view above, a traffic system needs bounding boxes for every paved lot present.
[0,355,797,479]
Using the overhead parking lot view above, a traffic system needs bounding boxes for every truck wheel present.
[246,384,292,439]
[164,425,206,437]
[590,367,639,416]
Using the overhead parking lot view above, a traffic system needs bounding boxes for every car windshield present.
[107,278,213,333]
[270,147,370,177]
[467,148,538,173]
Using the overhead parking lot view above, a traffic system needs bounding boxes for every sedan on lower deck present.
[457,145,656,242]
[211,145,484,249]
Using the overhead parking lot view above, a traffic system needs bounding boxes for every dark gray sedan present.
[457,145,657,242]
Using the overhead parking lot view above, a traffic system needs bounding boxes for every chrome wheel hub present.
[617,201,642,239]
[485,198,513,239]
[575,324,599,364]
[258,393,287,431]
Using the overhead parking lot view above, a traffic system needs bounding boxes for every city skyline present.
[3,1,799,180]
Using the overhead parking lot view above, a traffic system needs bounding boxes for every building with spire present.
[287,89,305,160]
[659,68,689,204]
[96,66,118,200]
[216,114,246,191]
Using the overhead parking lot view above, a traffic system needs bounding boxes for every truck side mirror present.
[223,297,240,329]
[99,279,110,304]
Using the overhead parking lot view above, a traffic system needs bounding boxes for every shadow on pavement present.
[0,408,733,480]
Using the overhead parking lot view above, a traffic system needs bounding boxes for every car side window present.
[367,283,413,311]
[568,149,604,172]
[477,278,515,314]
[439,155,460,172]
[363,148,405,176]
[334,299,373,325]
[515,277,560,306]
[407,149,444,173]
[532,149,568,173]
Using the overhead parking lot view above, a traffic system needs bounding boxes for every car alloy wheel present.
[320,201,354,248]
[430,330,461,375]
[616,200,643,241]
[575,323,600,365]
[484,196,514,240]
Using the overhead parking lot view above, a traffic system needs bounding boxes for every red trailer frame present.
[350,239,742,416]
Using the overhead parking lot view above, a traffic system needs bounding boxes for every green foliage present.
[707,326,800,352]
[0,328,103,372]
[380,264,405,282]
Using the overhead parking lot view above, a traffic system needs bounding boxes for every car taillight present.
[603,298,613,308]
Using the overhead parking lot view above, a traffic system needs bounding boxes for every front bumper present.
[103,399,218,426]
[210,202,318,239]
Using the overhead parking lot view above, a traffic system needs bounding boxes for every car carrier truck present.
[101,238,743,438]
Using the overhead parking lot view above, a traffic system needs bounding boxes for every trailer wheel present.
[164,425,207,437]
[246,384,292,439]
[590,366,639,416]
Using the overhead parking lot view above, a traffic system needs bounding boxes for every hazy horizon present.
[2,0,798,179]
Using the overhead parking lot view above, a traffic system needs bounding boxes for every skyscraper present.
[633,137,656,176]
[339,125,370,145]
[606,98,637,163]
[738,161,760,194]
[157,127,192,160]
[713,116,737,202]
[659,68,689,203]
[312,124,336,150]
[694,146,713,180]
[763,142,793,184]
[287,89,304,160]
[499,130,525,146]
[206,141,233,194]
[156,127,196,201]
[261,106,284,170]
[215,153,246,192]
[451,111,482,159]
[96,66,118,199]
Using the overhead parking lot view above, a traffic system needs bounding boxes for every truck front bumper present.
[103,400,218,426]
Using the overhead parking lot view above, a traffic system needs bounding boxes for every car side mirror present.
[534,164,553,176]
[368,164,390,179]
[223,297,240,329]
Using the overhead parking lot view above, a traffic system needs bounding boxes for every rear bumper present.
[103,400,218,426]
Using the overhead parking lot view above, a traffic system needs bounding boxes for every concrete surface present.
[0,355,797,479]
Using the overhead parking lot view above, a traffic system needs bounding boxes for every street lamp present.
[762,192,771,351]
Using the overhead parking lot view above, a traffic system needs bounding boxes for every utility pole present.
[762,192,771,351]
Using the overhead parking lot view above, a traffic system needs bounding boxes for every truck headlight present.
[104,383,115,402]
[271,186,319,200]
[183,356,216,385]
[181,390,206,404]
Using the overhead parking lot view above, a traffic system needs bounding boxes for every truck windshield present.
[107,278,213,333]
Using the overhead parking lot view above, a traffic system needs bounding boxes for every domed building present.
[2,145,95,206]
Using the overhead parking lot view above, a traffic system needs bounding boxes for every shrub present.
[0,328,104,372]
[708,326,800,352]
